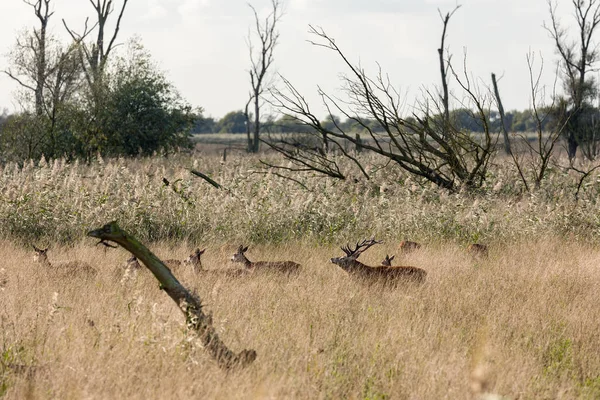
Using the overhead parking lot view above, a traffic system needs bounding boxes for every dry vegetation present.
[1,152,600,398]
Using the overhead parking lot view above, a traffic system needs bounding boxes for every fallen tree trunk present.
[87,221,256,370]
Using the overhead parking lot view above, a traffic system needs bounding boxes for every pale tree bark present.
[63,0,129,87]
[87,221,256,370]
[62,0,129,159]
[4,0,54,116]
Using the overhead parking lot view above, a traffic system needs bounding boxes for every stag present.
[331,239,426,286]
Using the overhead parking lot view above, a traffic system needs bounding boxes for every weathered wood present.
[87,221,256,370]
[190,169,222,189]
[491,73,512,155]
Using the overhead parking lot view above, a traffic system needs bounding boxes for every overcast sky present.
[0,0,581,119]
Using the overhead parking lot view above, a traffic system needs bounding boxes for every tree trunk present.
[87,221,256,370]
[568,131,578,163]
[252,91,260,153]
[491,73,512,155]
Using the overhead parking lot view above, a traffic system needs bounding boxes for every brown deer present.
[127,249,249,278]
[467,243,488,258]
[183,248,206,273]
[330,239,426,286]
[124,255,142,270]
[188,248,251,277]
[33,245,97,276]
[381,255,427,283]
[399,240,421,253]
[231,245,301,275]
[126,249,205,273]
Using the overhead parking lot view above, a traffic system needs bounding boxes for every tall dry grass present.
[1,239,599,399]
[1,152,600,246]
[1,152,600,398]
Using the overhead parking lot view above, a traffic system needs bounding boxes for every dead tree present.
[244,0,283,153]
[544,0,600,162]
[4,0,85,158]
[266,8,495,192]
[4,0,56,116]
[506,52,568,191]
[62,0,129,158]
[63,0,129,88]
[30,0,52,116]
[491,73,512,155]
[88,221,256,370]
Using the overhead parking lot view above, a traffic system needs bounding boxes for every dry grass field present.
[1,152,600,398]
[1,239,600,399]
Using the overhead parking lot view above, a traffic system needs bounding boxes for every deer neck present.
[242,256,253,269]
[36,257,52,268]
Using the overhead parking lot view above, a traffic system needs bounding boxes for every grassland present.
[1,152,600,398]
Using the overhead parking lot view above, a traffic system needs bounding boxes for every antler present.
[340,238,382,258]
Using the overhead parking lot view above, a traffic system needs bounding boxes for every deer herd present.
[32,239,489,288]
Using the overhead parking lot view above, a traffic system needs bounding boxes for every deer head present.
[185,248,205,263]
[32,245,49,264]
[231,245,249,264]
[330,238,382,271]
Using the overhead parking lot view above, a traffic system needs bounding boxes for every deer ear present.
[389,255,395,262]
[43,248,49,253]
[199,248,206,255]
[242,246,249,253]
[32,244,39,251]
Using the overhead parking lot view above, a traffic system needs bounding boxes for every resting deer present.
[125,248,204,274]
[330,239,426,286]
[33,245,97,276]
[399,240,421,253]
[183,248,205,273]
[127,249,248,278]
[380,255,427,283]
[467,243,488,258]
[187,248,251,277]
[124,255,142,270]
[231,245,301,275]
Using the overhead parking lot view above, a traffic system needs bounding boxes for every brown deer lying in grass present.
[467,243,488,258]
[33,245,97,276]
[187,248,250,277]
[141,249,205,273]
[399,240,421,253]
[182,248,206,273]
[330,239,426,286]
[231,245,301,275]
[380,255,427,283]
[127,248,249,278]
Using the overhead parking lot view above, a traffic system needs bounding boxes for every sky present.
[0,0,581,119]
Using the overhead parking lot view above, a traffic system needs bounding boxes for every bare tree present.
[4,0,53,116]
[63,0,129,88]
[265,8,496,192]
[244,0,283,153]
[544,0,600,162]
[62,0,129,158]
[3,0,85,159]
[506,52,568,191]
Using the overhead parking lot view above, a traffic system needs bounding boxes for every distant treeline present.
[191,108,558,134]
